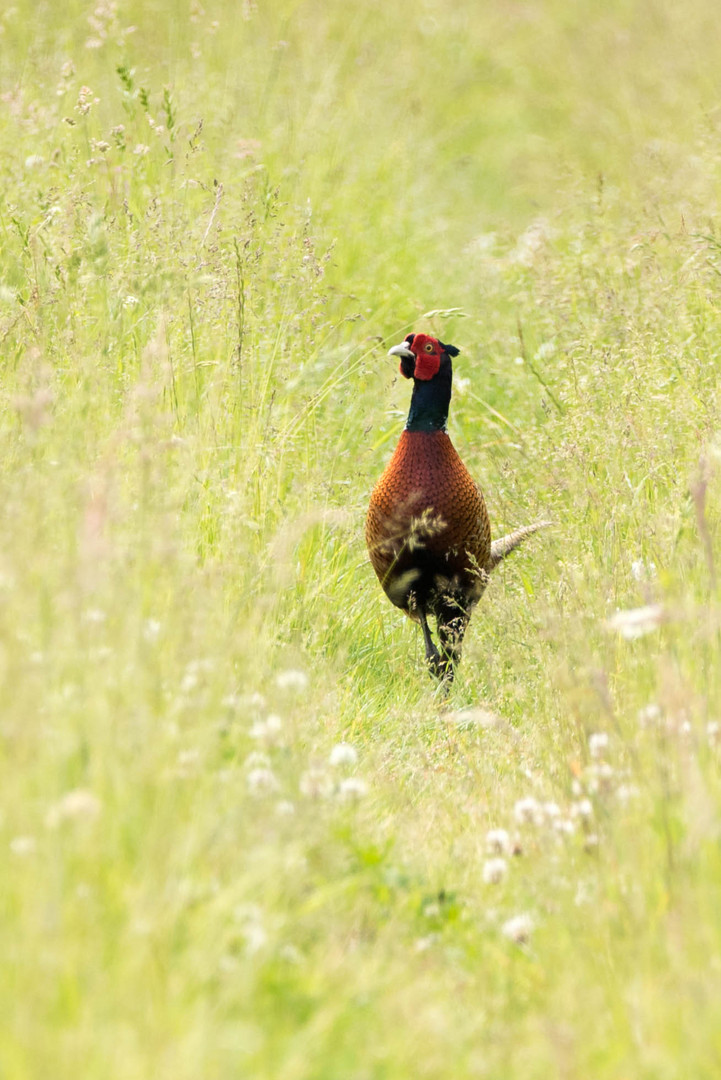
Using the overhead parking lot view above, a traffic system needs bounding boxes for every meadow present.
[2,0,721,1075]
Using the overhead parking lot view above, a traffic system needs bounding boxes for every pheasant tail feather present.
[490,521,552,569]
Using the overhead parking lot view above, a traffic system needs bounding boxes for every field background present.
[2,0,721,1076]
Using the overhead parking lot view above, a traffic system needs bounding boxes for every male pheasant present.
[366,332,548,683]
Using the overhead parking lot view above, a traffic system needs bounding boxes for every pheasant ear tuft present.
[439,341,460,357]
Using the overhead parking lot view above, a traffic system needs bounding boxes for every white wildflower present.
[276,800,296,816]
[244,751,271,770]
[501,913,534,944]
[585,762,615,794]
[543,801,561,820]
[246,767,279,794]
[638,703,661,727]
[329,742,358,767]
[572,798,594,820]
[234,905,267,954]
[482,857,508,884]
[276,669,309,692]
[242,921,267,954]
[46,789,101,828]
[249,714,283,742]
[514,796,544,826]
[234,691,266,710]
[707,721,721,745]
[606,604,664,639]
[511,218,553,265]
[337,777,368,801]
[588,732,609,759]
[180,670,198,693]
[123,294,140,308]
[299,767,333,799]
[143,618,161,642]
[265,713,283,736]
[485,827,512,855]
[631,559,656,582]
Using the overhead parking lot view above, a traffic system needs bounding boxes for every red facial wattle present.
[388,333,449,380]
[408,334,442,381]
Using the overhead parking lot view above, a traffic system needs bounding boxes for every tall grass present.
[2,0,721,1075]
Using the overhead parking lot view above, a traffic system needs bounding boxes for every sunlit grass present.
[2,0,721,1076]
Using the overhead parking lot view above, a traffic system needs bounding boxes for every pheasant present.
[366,332,548,683]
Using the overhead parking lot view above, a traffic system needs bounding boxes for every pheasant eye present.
[424,342,434,353]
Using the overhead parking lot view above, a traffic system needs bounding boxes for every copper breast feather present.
[366,430,491,613]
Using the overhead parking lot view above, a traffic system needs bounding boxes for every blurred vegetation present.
[2,0,721,1076]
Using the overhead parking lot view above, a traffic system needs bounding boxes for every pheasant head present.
[387,333,460,433]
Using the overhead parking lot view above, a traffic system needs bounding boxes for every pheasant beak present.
[388,342,415,361]
[388,341,416,379]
